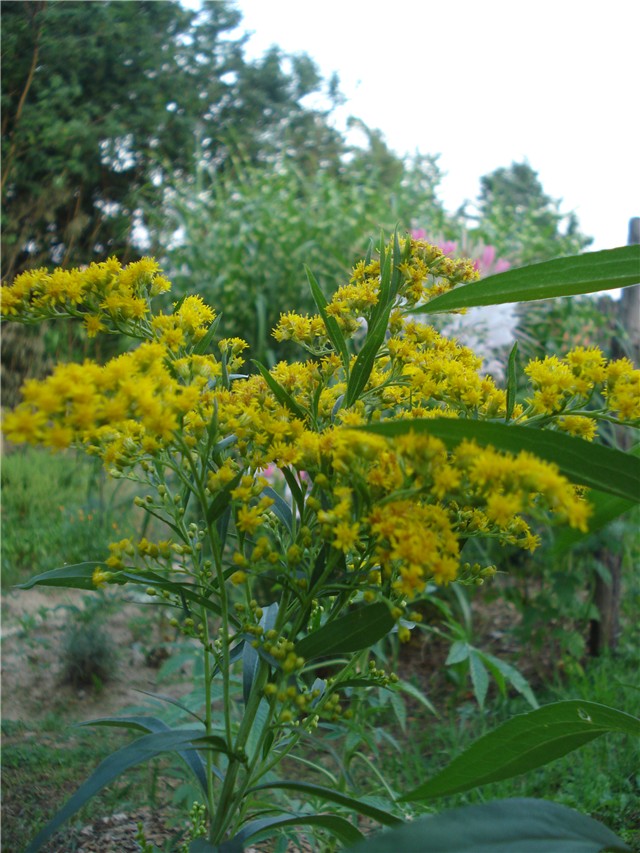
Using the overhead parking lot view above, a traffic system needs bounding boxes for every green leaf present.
[248,780,402,827]
[553,489,636,555]
[394,679,439,718]
[243,602,278,705]
[476,650,538,709]
[245,699,271,765]
[359,418,640,503]
[25,728,228,852]
[305,265,350,371]
[79,715,212,787]
[295,602,395,660]
[192,313,222,355]
[445,640,470,665]
[261,485,293,531]
[252,360,308,421]
[229,813,364,847]
[415,245,640,313]
[15,563,240,625]
[469,651,489,708]
[551,446,640,554]
[345,302,393,408]
[343,798,630,853]
[399,700,640,802]
[16,562,103,591]
[206,473,242,525]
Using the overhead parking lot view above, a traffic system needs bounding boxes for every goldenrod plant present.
[2,234,638,851]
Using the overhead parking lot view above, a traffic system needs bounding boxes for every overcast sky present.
[224,0,639,251]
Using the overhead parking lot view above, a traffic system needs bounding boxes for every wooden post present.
[588,217,639,656]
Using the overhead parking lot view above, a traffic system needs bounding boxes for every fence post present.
[588,217,639,656]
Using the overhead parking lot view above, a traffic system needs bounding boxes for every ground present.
[1,587,195,851]
[0,588,330,851]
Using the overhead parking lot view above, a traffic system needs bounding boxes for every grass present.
[367,563,640,850]
[1,716,188,852]
[1,447,139,590]
[382,651,640,844]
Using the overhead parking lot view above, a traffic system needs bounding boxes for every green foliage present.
[418,245,640,313]
[154,154,447,363]
[400,700,640,802]
[1,0,344,279]
[345,798,631,853]
[465,161,593,264]
[0,448,135,589]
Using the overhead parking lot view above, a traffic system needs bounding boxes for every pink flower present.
[439,241,458,256]
[495,259,511,273]
[411,228,427,240]
[480,245,496,269]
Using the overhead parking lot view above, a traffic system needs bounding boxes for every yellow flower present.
[485,491,523,528]
[332,521,360,552]
[237,504,265,535]
[92,567,113,588]
[557,415,598,441]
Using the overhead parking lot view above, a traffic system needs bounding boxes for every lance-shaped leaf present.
[248,780,402,826]
[551,445,640,555]
[343,798,630,853]
[26,729,230,852]
[228,813,364,848]
[305,265,350,372]
[16,564,241,626]
[296,602,395,660]
[359,418,640,503]
[192,313,222,355]
[345,302,393,408]
[399,700,640,802]
[78,715,212,787]
[243,602,278,705]
[414,245,640,313]
[252,360,308,421]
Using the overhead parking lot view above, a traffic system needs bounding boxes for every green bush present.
[152,154,449,364]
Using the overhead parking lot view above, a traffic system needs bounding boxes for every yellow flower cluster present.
[2,340,219,464]
[309,429,590,596]
[274,237,478,351]
[0,257,171,336]
[523,346,640,426]
[2,238,628,609]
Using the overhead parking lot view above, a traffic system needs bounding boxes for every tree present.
[464,161,592,265]
[1,0,344,280]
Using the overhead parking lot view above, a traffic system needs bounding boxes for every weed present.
[61,621,117,689]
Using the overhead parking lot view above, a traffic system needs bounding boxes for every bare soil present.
[1,587,187,724]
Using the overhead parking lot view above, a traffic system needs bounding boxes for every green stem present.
[209,657,271,842]
[200,605,217,824]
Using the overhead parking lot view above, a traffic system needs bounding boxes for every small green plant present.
[61,620,117,689]
[2,236,638,851]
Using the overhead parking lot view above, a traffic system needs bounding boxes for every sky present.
[220,0,639,252]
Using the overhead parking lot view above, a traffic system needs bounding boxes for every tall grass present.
[1,448,136,589]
